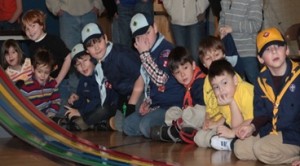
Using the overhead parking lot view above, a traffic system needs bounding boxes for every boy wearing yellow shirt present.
[194,59,254,151]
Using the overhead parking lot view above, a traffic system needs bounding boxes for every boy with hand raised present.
[123,13,185,138]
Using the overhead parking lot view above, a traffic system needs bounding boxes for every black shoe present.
[93,120,113,131]
[57,117,68,128]
[179,127,198,144]
[64,116,82,131]
[66,121,81,131]
[150,126,182,143]
[50,116,62,123]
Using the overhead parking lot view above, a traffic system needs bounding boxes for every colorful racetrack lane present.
[0,67,173,166]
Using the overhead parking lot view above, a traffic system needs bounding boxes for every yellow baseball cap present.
[256,27,286,56]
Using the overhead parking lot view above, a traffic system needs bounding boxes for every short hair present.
[31,49,55,71]
[208,59,235,82]
[85,37,103,48]
[198,36,225,62]
[72,54,97,67]
[1,39,24,70]
[21,9,46,32]
[168,46,194,73]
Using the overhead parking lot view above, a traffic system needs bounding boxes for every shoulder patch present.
[160,49,171,58]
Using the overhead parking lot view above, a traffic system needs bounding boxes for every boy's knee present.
[194,129,216,148]
[122,118,133,135]
[234,139,257,161]
[234,140,248,160]
[253,141,280,164]
[139,119,151,138]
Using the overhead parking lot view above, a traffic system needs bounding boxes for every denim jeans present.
[170,21,206,65]
[59,10,97,92]
[112,1,153,48]
[123,107,167,138]
[241,57,260,84]
[59,10,97,49]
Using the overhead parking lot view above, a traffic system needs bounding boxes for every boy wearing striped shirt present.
[20,49,60,120]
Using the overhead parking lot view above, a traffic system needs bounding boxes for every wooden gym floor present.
[0,131,265,166]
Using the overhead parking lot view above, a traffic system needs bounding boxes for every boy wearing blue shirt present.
[64,44,118,131]
[81,23,144,130]
[234,27,300,165]
[123,13,185,138]
[151,46,206,143]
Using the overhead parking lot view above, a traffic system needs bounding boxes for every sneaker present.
[210,135,232,151]
[57,117,68,128]
[150,126,169,142]
[150,125,182,143]
[179,127,198,144]
[93,120,113,131]
[73,117,89,131]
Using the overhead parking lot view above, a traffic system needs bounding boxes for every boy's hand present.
[203,117,219,130]
[203,118,213,130]
[219,25,232,39]
[217,125,235,138]
[68,93,79,105]
[134,35,151,54]
[292,160,300,166]
[216,94,233,106]
[64,106,80,119]
[236,124,254,140]
[139,100,151,116]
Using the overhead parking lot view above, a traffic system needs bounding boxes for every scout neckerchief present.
[183,66,206,109]
[140,34,165,106]
[258,60,300,135]
[94,42,112,106]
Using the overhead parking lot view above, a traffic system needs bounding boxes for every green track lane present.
[0,106,108,166]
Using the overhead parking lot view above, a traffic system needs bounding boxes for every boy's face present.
[33,64,51,86]
[24,22,44,41]
[5,46,19,67]
[201,49,224,69]
[74,55,95,77]
[172,61,196,86]
[86,36,107,61]
[134,24,158,49]
[257,44,288,71]
[210,72,237,103]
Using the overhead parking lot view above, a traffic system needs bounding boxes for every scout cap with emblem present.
[256,27,286,56]
[130,12,154,38]
[71,43,86,65]
[71,43,85,60]
[71,43,97,65]
[81,23,104,46]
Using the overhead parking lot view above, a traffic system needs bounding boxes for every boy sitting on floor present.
[63,43,118,131]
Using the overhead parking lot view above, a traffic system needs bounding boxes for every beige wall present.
[263,0,300,54]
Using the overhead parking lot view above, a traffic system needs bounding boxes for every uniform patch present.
[160,49,170,58]
[163,60,168,67]
[289,84,296,92]
[158,85,165,92]
[105,81,112,89]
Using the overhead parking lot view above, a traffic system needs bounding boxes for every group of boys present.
[16,8,299,165]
